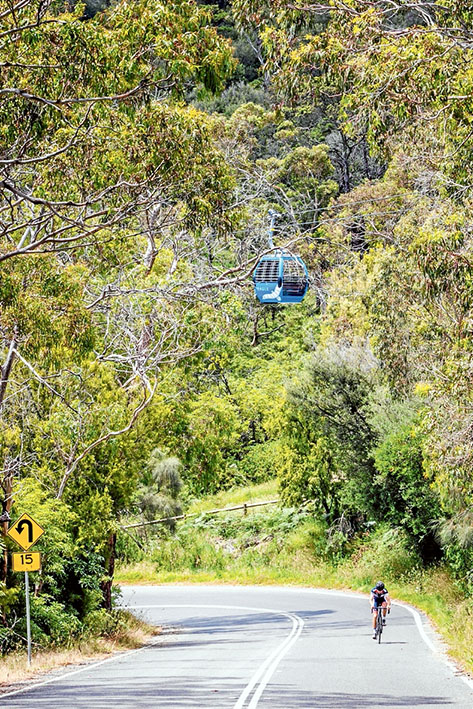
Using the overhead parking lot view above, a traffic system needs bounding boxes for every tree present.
[0,0,240,615]
[282,344,379,521]
[137,448,183,529]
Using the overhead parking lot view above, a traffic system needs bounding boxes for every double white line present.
[232,607,304,708]
[140,603,304,709]
[1,602,304,706]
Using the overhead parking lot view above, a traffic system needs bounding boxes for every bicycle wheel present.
[377,610,383,643]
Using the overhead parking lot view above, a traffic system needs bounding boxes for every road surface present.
[2,584,472,707]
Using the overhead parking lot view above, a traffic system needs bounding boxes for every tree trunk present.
[0,332,18,583]
[362,137,372,180]
[0,466,14,583]
[0,330,17,410]
[339,130,351,193]
[251,313,259,347]
[100,532,117,611]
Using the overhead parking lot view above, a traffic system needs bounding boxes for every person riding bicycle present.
[370,581,391,639]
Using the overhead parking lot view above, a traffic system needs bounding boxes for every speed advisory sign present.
[12,552,41,572]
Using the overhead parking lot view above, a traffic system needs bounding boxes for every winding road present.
[2,584,472,707]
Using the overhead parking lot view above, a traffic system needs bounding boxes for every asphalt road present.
[2,584,473,708]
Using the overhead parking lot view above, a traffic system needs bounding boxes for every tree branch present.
[56,382,157,499]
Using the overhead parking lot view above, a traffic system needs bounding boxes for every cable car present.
[253,211,309,304]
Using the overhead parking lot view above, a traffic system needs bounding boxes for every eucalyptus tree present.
[0,0,237,596]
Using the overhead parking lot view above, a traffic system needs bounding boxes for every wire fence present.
[121,498,280,531]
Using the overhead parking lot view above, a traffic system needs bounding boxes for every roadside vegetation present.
[0,609,157,688]
[116,490,473,675]
[2,0,473,683]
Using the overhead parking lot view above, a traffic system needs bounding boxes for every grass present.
[116,557,473,675]
[116,485,473,677]
[186,480,279,515]
[0,610,158,690]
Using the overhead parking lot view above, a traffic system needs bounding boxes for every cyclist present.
[370,580,391,639]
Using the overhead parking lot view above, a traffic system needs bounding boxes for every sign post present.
[7,514,45,667]
[25,570,32,666]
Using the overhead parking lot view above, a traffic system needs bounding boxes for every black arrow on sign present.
[16,519,34,543]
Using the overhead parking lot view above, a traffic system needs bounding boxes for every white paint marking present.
[396,601,473,690]
[394,602,435,651]
[244,614,304,709]
[0,639,160,700]
[131,602,305,709]
[4,587,472,703]
[129,588,473,692]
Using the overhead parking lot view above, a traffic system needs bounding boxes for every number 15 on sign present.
[12,552,41,572]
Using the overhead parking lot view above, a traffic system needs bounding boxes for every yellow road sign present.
[12,552,41,573]
[7,513,45,551]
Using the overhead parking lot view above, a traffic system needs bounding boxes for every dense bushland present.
[2,0,473,660]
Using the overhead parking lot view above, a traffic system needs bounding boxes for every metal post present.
[25,571,31,667]
[267,209,281,250]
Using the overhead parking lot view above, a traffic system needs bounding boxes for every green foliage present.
[344,526,422,587]
[29,596,82,648]
[82,608,130,639]
[152,530,228,573]
[192,505,308,539]
[236,439,282,483]
[146,503,313,578]
[0,583,20,620]
[115,530,145,566]
[373,423,440,549]
[281,344,379,521]
[279,436,341,519]
[136,449,183,528]
[5,0,473,663]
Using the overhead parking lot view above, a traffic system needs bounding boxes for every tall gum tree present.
[0,0,237,594]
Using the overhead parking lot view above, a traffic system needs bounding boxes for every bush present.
[83,608,129,639]
[373,423,441,554]
[191,506,309,543]
[442,542,473,593]
[116,529,146,565]
[342,525,421,587]
[151,530,227,573]
[284,518,329,559]
[29,595,82,648]
[237,440,282,484]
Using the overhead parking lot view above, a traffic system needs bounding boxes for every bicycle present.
[374,605,390,643]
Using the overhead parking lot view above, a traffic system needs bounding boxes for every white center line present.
[132,602,305,709]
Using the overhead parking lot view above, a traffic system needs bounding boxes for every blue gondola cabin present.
[253,252,309,304]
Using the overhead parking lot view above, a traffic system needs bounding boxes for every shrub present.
[29,595,82,648]
[237,440,282,484]
[151,530,227,572]
[342,525,421,587]
[116,529,146,565]
[373,423,441,561]
[83,608,129,638]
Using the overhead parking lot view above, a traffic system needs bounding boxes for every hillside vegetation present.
[116,484,473,673]
[1,0,473,671]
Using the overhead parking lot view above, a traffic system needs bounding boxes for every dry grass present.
[0,612,158,691]
[115,561,158,584]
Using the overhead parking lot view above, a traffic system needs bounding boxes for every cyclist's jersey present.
[371,587,388,606]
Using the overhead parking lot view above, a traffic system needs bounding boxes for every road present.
[2,584,473,708]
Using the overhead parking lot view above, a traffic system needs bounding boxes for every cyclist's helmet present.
[375,581,384,590]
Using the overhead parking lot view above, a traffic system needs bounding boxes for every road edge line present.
[394,601,473,691]
[0,638,161,699]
